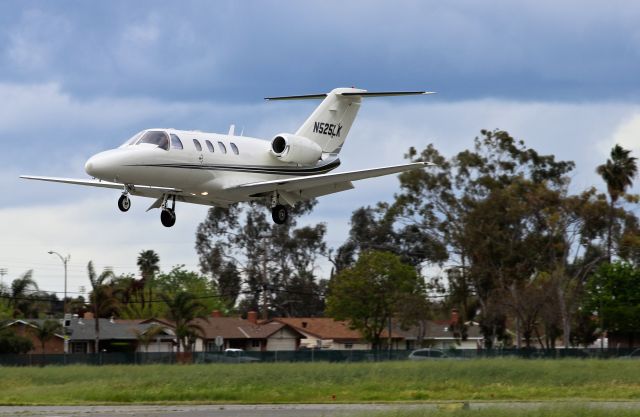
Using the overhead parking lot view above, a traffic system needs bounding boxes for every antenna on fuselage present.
[228,124,235,137]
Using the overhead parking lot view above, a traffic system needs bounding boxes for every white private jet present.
[21,87,434,227]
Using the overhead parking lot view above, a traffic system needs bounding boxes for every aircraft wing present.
[19,176,182,194]
[225,162,433,199]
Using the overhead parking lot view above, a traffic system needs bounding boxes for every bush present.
[0,328,34,354]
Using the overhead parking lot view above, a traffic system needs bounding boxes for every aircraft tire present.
[161,208,176,227]
[271,204,288,225]
[118,195,131,212]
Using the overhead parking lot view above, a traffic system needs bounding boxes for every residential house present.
[394,320,484,350]
[273,317,404,350]
[142,311,304,352]
[2,319,65,354]
[66,314,175,354]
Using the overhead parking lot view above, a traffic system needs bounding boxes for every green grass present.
[1,359,640,405]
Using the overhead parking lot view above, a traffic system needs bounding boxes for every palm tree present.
[134,324,167,353]
[87,262,117,354]
[596,144,638,261]
[160,291,207,353]
[137,250,160,309]
[10,270,38,318]
[30,319,62,363]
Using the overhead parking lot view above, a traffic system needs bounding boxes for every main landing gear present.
[270,192,288,225]
[160,194,177,228]
[118,194,131,212]
[272,204,288,224]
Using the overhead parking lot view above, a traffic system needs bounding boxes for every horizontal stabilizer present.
[341,91,436,97]
[265,94,328,101]
[265,90,435,101]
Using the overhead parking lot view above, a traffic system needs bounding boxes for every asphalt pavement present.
[2,402,640,417]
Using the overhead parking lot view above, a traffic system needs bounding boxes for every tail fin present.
[266,88,434,154]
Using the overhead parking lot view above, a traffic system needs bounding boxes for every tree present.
[155,265,225,316]
[9,270,38,318]
[326,251,426,349]
[596,144,638,261]
[30,319,62,363]
[217,261,241,310]
[333,204,447,274]
[196,201,328,318]
[584,262,640,347]
[390,130,576,347]
[160,291,207,352]
[137,250,160,308]
[87,262,117,354]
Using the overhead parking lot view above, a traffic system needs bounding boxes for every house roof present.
[66,318,166,341]
[142,317,301,340]
[3,319,65,339]
[192,318,291,340]
[274,318,375,341]
[393,320,483,340]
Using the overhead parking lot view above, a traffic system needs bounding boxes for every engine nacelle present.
[270,133,322,165]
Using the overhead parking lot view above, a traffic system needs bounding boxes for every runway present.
[2,402,640,417]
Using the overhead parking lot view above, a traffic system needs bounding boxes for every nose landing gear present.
[161,208,176,227]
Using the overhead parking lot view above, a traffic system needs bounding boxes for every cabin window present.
[218,141,227,154]
[193,139,202,152]
[230,142,239,155]
[170,134,183,150]
[137,130,169,150]
[206,140,215,153]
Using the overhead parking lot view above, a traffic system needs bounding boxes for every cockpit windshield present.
[119,131,144,148]
[135,130,170,150]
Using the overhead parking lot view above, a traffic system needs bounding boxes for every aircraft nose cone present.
[84,158,95,176]
[84,151,117,180]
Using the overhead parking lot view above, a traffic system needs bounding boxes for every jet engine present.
[270,133,322,165]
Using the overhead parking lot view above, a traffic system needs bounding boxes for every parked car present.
[408,348,448,360]
[223,348,260,362]
[200,348,260,363]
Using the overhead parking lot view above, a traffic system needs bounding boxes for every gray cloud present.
[1,1,640,102]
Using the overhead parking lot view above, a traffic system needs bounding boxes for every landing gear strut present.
[160,194,177,227]
[270,192,288,225]
[118,194,131,212]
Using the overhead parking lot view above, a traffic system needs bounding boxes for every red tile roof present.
[273,318,363,341]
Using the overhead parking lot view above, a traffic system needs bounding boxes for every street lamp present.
[48,251,70,316]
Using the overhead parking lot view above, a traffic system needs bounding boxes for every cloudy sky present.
[1,0,639,296]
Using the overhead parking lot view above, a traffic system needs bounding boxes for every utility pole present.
[259,232,273,321]
[48,251,70,316]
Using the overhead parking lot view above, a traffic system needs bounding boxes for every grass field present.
[1,359,640,405]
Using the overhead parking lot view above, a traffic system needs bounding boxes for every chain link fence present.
[0,348,638,366]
